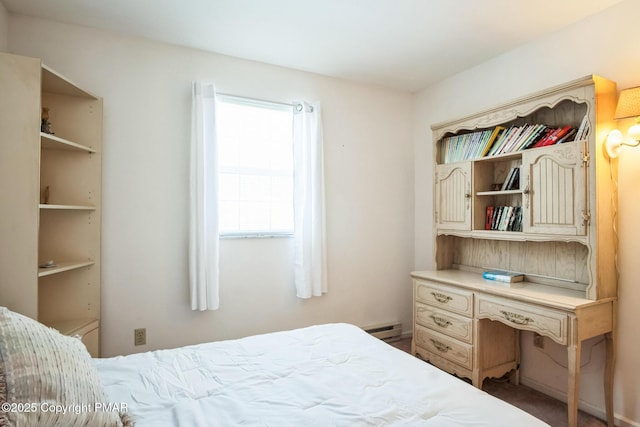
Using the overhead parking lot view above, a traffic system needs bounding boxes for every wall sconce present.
[606,86,640,158]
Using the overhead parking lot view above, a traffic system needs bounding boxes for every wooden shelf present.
[437,229,589,245]
[476,190,522,196]
[41,132,95,153]
[41,64,98,99]
[472,151,522,163]
[38,260,95,277]
[39,203,96,211]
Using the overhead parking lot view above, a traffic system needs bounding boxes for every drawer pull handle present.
[431,292,452,303]
[431,315,452,328]
[500,310,534,325]
[430,339,451,353]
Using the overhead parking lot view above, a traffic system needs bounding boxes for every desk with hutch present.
[412,75,618,427]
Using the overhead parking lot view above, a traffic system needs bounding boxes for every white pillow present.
[0,307,133,426]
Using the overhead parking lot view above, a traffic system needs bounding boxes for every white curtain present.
[293,101,328,298]
[189,82,220,310]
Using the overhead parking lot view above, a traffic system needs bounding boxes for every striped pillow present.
[0,307,132,426]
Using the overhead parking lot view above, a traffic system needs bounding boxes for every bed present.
[0,307,548,426]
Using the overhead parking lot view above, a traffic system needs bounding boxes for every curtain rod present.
[217,92,312,112]
[217,92,294,108]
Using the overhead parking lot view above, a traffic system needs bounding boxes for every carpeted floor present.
[389,337,607,427]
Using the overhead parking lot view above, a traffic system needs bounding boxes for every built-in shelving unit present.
[0,52,102,357]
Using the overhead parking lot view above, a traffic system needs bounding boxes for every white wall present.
[8,2,639,425]
[414,1,640,425]
[0,1,8,52]
[8,15,415,357]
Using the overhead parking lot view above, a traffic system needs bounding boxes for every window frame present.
[215,93,295,239]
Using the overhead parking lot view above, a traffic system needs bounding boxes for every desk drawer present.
[476,295,568,345]
[415,302,473,344]
[415,324,473,370]
[415,280,473,317]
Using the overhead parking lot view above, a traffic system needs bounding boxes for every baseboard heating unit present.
[363,322,402,342]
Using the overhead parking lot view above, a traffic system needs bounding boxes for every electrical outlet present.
[134,328,146,346]
[533,333,544,349]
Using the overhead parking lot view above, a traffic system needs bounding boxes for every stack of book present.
[440,127,503,163]
[485,205,522,231]
[439,114,589,164]
[487,124,577,155]
[488,124,546,155]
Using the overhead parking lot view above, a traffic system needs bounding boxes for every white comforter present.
[94,323,548,426]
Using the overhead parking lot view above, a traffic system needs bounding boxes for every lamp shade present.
[614,86,640,120]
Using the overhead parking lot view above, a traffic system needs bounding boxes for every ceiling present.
[2,0,624,92]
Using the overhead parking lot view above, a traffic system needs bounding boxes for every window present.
[216,95,294,237]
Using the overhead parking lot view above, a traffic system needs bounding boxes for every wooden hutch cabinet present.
[413,75,618,427]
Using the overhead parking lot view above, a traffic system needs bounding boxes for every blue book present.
[483,270,524,283]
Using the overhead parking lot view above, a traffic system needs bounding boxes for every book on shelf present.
[474,129,492,158]
[498,206,513,230]
[490,206,502,230]
[508,167,520,190]
[485,205,522,231]
[481,126,505,157]
[500,171,512,191]
[482,270,524,283]
[495,125,521,154]
[519,124,548,150]
[501,167,520,191]
[442,134,458,163]
[468,131,485,159]
[531,125,571,148]
[440,117,584,164]
[551,126,573,145]
[508,206,522,231]
[452,135,462,161]
[487,125,514,156]
[574,113,590,141]
[462,129,496,160]
[504,124,536,153]
[531,128,556,148]
[485,206,494,230]
[543,125,573,147]
[512,206,523,231]
[464,132,479,159]
[442,130,490,163]
[452,135,463,161]
[510,206,520,230]
[460,133,475,160]
[529,127,554,148]
[556,127,576,144]
[497,125,525,155]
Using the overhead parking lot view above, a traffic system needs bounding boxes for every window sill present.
[220,233,294,240]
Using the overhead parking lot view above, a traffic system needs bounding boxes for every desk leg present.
[567,340,581,427]
[509,329,520,386]
[604,330,615,427]
[472,318,482,388]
